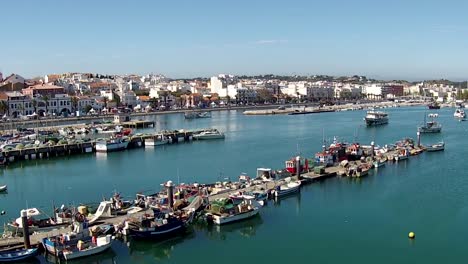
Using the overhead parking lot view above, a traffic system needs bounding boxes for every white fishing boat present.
[418,113,442,133]
[426,142,445,152]
[62,235,113,260]
[274,178,301,197]
[145,134,170,146]
[395,148,410,161]
[364,111,389,126]
[0,185,7,192]
[454,109,466,119]
[206,198,260,225]
[95,137,129,152]
[193,129,225,140]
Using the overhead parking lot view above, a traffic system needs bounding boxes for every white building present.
[121,91,137,107]
[363,84,383,98]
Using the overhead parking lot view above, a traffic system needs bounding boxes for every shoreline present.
[0,101,426,131]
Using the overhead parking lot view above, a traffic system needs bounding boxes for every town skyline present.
[1,0,468,81]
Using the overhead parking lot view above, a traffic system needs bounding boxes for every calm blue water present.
[1,107,468,263]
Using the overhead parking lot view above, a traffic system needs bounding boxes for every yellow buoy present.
[408,232,415,239]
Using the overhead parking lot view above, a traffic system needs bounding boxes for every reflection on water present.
[43,247,117,264]
[202,215,264,241]
[127,231,195,262]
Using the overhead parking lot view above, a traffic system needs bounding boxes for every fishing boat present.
[95,136,129,152]
[192,129,225,140]
[373,158,387,168]
[364,111,389,126]
[63,235,113,260]
[395,148,410,161]
[426,142,445,152]
[43,234,113,260]
[0,248,38,262]
[126,208,192,239]
[0,185,7,192]
[229,190,268,206]
[427,102,440,109]
[454,109,466,119]
[418,113,442,133]
[205,198,261,225]
[184,111,212,119]
[274,178,301,197]
[5,208,70,235]
[145,134,170,146]
[197,112,212,118]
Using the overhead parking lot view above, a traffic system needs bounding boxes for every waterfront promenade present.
[0,101,423,131]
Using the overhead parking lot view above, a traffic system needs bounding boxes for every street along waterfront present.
[1,106,467,263]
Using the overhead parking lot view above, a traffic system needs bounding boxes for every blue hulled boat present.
[0,248,38,262]
[126,208,192,240]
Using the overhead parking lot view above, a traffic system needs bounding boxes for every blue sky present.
[1,0,467,80]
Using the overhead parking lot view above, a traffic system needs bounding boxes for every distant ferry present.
[364,111,389,126]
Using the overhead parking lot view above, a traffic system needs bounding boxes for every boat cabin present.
[285,158,309,175]
[315,151,334,166]
[256,168,275,181]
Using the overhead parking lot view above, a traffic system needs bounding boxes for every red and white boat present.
[285,157,309,175]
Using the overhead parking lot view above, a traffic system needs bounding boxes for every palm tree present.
[32,99,37,114]
[71,96,79,112]
[18,103,24,116]
[0,101,8,116]
[43,95,50,115]
[103,97,108,110]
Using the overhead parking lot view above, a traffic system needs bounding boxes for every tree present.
[71,96,78,111]
[32,99,37,113]
[0,101,8,116]
[84,105,93,113]
[256,88,273,103]
[17,103,25,116]
[43,95,50,114]
[103,97,108,110]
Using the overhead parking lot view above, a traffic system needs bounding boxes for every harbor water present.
[1,106,468,263]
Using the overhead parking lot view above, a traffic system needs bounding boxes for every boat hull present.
[365,118,388,126]
[274,182,301,197]
[145,139,169,146]
[209,208,259,225]
[193,135,225,140]
[0,248,38,262]
[418,127,441,133]
[128,222,185,240]
[95,141,129,152]
[63,241,112,260]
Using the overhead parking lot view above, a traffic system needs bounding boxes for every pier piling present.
[417,131,421,147]
[166,181,174,209]
[20,210,31,249]
[296,156,301,178]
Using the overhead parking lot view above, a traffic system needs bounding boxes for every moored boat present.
[6,208,70,236]
[95,137,129,152]
[426,142,445,152]
[0,185,7,192]
[43,233,113,260]
[274,178,301,197]
[395,148,410,161]
[205,198,260,225]
[193,129,225,140]
[364,111,389,126]
[454,109,466,119]
[0,248,38,262]
[145,134,170,146]
[126,208,193,239]
[427,102,440,109]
